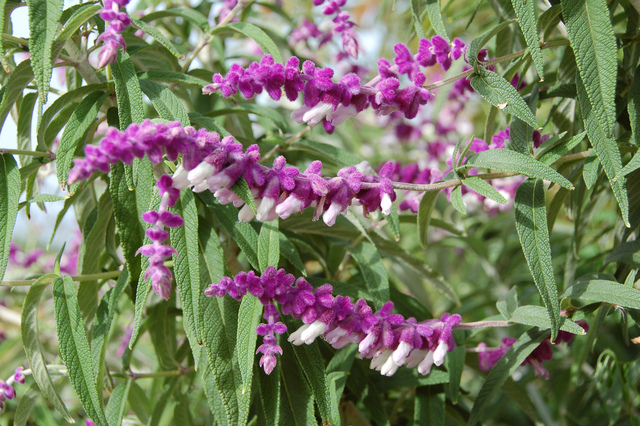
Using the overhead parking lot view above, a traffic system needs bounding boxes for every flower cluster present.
[68,120,399,298]
[97,0,131,69]
[0,367,26,412]
[203,35,467,128]
[205,266,462,376]
[9,242,43,269]
[477,321,588,379]
[314,0,360,59]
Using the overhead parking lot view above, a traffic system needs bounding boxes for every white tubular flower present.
[325,327,348,345]
[256,197,277,222]
[380,193,393,215]
[391,341,412,366]
[405,349,429,369]
[370,350,393,371]
[380,354,400,376]
[323,202,343,227]
[171,165,190,190]
[275,195,303,220]
[238,204,255,222]
[359,332,376,354]
[288,324,311,346]
[187,161,215,186]
[433,342,448,367]
[327,104,358,126]
[417,351,435,375]
[299,320,327,344]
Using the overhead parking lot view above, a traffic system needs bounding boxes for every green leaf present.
[16,92,38,166]
[188,112,231,136]
[0,0,9,72]
[348,241,390,308]
[415,386,445,426]
[537,131,585,165]
[467,20,516,67]
[622,152,640,176]
[463,176,508,204]
[138,70,211,87]
[236,295,263,395]
[19,194,66,209]
[290,139,362,167]
[445,345,465,405]
[131,18,184,59]
[0,60,34,132]
[170,189,203,369]
[463,148,574,189]
[27,0,63,111]
[511,0,544,80]
[230,177,257,213]
[105,381,132,426]
[560,279,640,310]
[450,185,467,214]
[496,286,519,319]
[417,191,439,248]
[515,179,560,341]
[147,301,178,370]
[510,85,539,155]
[279,233,307,276]
[14,383,41,426]
[581,151,600,189]
[57,91,109,186]
[140,8,210,31]
[629,64,640,147]
[576,75,629,226]
[112,51,145,128]
[21,274,73,423]
[139,79,190,126]
[0,154,20,282]
[54,3,101,48]
[258,219,280,272]
[211,22,282,63]
[471,68,539,129]
[258,363,281,426]
[469,329,549,425]
[279,348,316,425]
[53,276,108,425]
[200,194,260,271]
[425,0,450,42]
[208,103,290,132]
[290,342,333,425]
[410,0,427,39]
[562,0,618,136]
[509,305,586,334]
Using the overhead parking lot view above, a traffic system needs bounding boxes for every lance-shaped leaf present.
[509,306,586,334]
[112,51,145,128]
[467,20,516,68]
[141,8,210,31]
[105,381,132,426]
[515,179,560,341]
[170,190,203,370]
[290,342,333,425]
[463,149,573,189]
[415,386,445,425]
[417,191,439,248]
[561,279,640,310]
[562,0,617,136]
[0,60,34,132]
[469,329,550,425]
[27,0,63,111]
[131,18,184,59]
[471,68,539,129]
[511,0,544,80]
[139,79,190,126]
[211,22,282,63]
[236,295,262,395]
[0,154,20,283]
[21,274,73,423]
[463,176,508,205]
[53,276,108,425]
[425,0,449,42]
[258,219,280,272]
[348,241,390,309]
[629,64,640,147]
[576,75,629,226]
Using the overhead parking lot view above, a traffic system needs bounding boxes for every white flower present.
[380,354,400,376]
[380,193,393,215]
[433,341,448,366]
[238,204,255,222]
[323,202,343,227]
[359,332,376,354]
[391,341,412,366]
[188,161,215,186]
[417,351,435,375]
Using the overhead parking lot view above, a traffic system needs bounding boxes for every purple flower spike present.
[97,0,131,68]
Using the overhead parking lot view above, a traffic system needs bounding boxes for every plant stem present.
[0,270,122,287]
[455,320,511,329]
[0,148,55,160]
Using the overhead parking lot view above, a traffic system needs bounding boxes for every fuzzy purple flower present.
[97,0,131,69]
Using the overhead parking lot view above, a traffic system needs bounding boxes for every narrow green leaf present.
[450,185,467,214]
[139,79,190,126]
[0,0,9,72]
[290,139,362,167]
[211,22,282,63]
[511,0,544,79]
[410,0,427,39]
[560,279,640,310]
[208,103,290,132]
[258,220,280,272]
[18,194,66,209]
[581,151,600,189]
[348,241,389,308]
[496,286,518,319]
[515,179,560,341]
[629,64,640,146]
[326,346,357,425]
[415,386,445,426]
[53,276,108,425]
[471,68,539,128]
[622,152,640,176]
[537,131,585,165]
[278,233,307,276]
[57,91,109,186]
[445,345,465,405]
[463,176,508,204]
[13,383,41,426]
[509,305,586,334]
[425,0,450,42]
[576,75,629,226]
[105,381,132,426]
[16,92,38,165]
[170,189,203,369]
[279,348,316,425]
[467,20,516,67]
[230,177,257,213]
[21,274,74,423]
[258,363,281,426]
[562,0,618,135]
[147,302,178,370]
[290,342,333,425]
[417,191,439,248]
[127,382,151,424]
[469,329,549,425]
[131,18,184,59]
[27,0,63,111]
[0,60,34,132]
[510,85,539,155]
[140,8,210,31]
[0,154,20,282]
[463,148,574,189]
[236,295,263,395]
[54,4,101,47]
[188,112,231,136]
[139,70,211,87]
[112,51,145,128]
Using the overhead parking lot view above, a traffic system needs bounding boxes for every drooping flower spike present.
[205,267,462,375]
[97,0,131,69]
